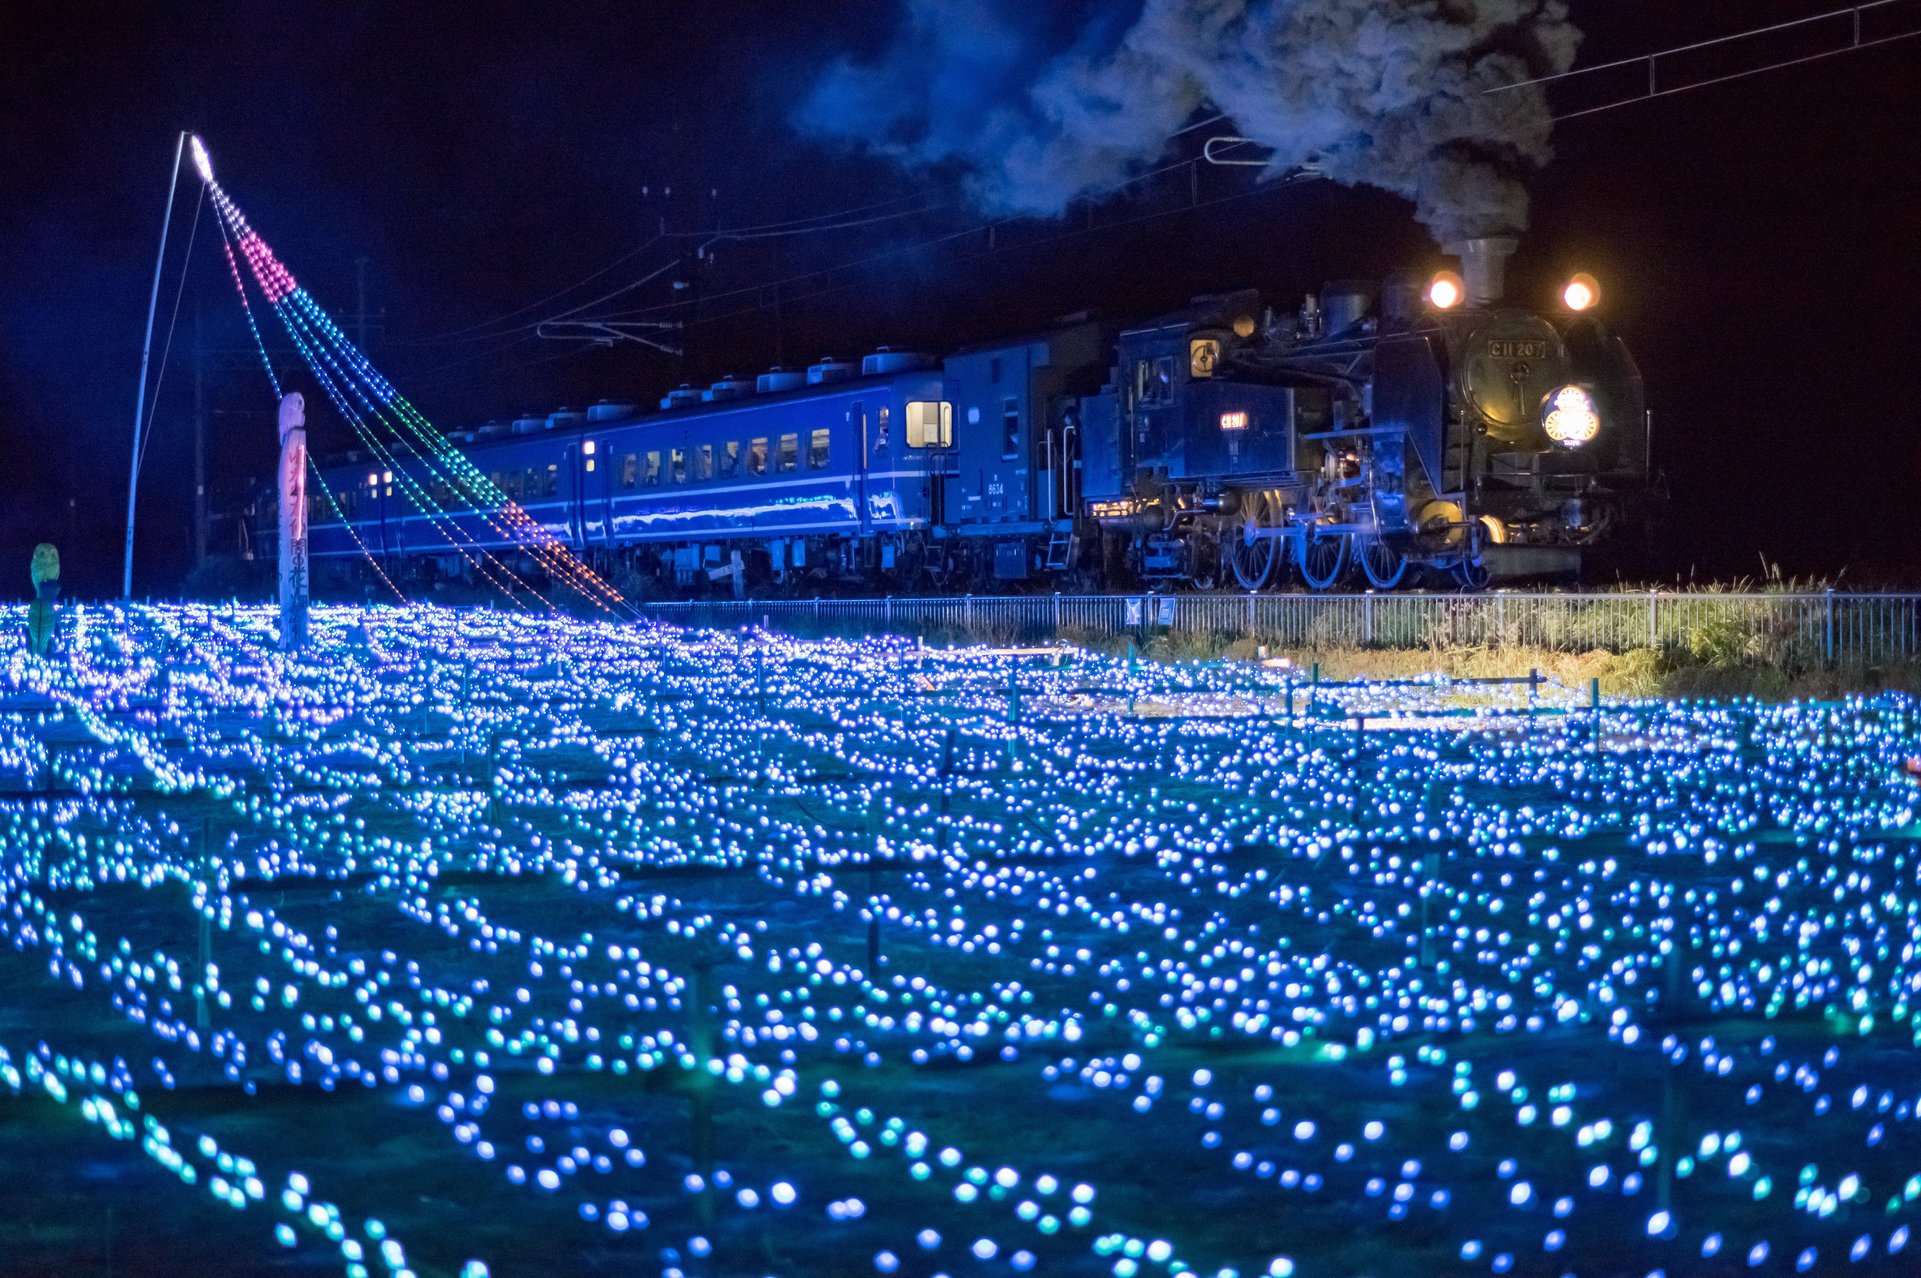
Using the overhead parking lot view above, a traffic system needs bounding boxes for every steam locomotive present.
[311,236,1647,595]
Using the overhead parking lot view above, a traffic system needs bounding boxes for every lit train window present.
[504,471,523,500]
[808,428,831,469]
[720,440,741,477]
[643,451,660,486]
[778,433,799,472]
[874,406,890,454]
[543,464,558,498]
[906,401,951,448]
[1002,398,1020,460]
[695,444,714,481]
[670,448,686,484]
[748,438,768,475]
[620,453,638,489]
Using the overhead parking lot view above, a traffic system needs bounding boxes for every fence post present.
[1647,589,1658,650]
[965,595,974,633]
[1053,593,1061,637]
[1824,587,1836,667]
[1364,592,1374,647]
[1496,592,1505,646]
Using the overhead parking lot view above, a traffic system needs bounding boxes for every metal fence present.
[639,591,1921,664]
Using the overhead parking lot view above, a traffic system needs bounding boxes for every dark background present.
[3,0,1918,597]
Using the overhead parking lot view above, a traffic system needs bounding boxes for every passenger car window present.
[808,428,831,469]
[905,401,952,448]
[778,433,799,472]
[749,438,768,475]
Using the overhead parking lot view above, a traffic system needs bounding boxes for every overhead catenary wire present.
[611,165,1321,335]
[394,234,667,346]
[1492,0,1918,93]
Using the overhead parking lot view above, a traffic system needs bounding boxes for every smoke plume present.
[797,0,1579,242]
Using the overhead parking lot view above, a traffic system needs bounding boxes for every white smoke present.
[798,0,1579,242]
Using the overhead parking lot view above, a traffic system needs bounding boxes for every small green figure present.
[27,543,59,656]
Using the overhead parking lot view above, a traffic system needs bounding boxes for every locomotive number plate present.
[1487,339,1549,359]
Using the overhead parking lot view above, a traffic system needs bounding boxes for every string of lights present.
[209,182,548,609]
[198,149,631,616]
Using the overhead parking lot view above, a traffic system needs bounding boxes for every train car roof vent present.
[511,415,548,435]
[546,407,587,430]
[659,384,702,411]
[807,357,858,385]
[757,367,807,394]
[703,376,754,403]
[587,400,638,423]
[861,346,935,376]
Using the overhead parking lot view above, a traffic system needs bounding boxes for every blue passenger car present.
[312,350,954,591]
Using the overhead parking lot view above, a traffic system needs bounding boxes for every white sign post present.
[277,392,310,651]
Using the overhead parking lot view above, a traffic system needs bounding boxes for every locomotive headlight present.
[1542,385,1600,446]
[1563,272,1600,311]
[1427,270,1465,310]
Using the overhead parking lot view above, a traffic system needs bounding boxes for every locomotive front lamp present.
[1427,271,1465,310]
[1542,385,1600,446]
[1563,273,1600,311]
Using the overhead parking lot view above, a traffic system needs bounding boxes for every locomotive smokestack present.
[1444,236,1520,306]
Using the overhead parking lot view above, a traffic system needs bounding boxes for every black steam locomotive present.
[312,236,1646,594]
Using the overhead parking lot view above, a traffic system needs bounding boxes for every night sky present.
[4,1,1918,596]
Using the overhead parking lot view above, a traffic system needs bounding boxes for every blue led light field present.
[2,602,1919,1277]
